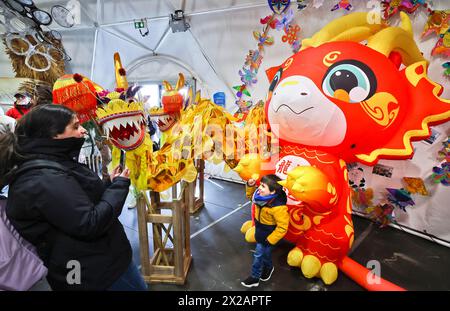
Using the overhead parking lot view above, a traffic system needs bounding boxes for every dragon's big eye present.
[269,68,283,92]
[322,60,377,103]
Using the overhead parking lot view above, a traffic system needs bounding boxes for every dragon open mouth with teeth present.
[96,94,147,151]
[148,73,185,133]
[149,108,180,132]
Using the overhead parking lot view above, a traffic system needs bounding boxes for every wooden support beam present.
[136,180,193,284]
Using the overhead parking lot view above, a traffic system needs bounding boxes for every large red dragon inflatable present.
[235,12,450,290]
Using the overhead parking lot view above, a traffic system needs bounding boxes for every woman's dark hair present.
[15,104,75,139]
[0,104,76,185]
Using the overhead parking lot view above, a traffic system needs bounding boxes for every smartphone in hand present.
[119,150,126,172]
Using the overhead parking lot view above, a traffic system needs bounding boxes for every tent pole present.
[90,28,99,80]
[153,25,171,53]
[96,0,103,24]
[188,29,235,98]
[127,54,204,85]
[79,1,96,25]
[101,28,155,54]
[100,16,168,28]
[99,3,267,29]
[187,3,267,17]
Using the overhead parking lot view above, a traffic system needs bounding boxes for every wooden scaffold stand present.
[136,160,204,284]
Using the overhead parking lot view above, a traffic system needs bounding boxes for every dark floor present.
[134,179,450,291]
[31,178,450,291]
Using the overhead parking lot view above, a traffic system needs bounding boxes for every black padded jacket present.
[6,137,132,290]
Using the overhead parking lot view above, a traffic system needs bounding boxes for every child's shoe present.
[260,266,274,281]
[241,276,260,288]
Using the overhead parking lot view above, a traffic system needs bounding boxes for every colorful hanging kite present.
[296,0,307,11]
[386,188,415,211]
[421,10,450,39]
[282,24,301,44]
[268,0,291,14]
[275,8,294,30]
[443,62,450,77]
[431,28,450,57]
[245,50,263,72]
[348,166,373,210]
[365,203,396,228]
[352,188,374,210]
[253,30,275,48]
[235,2,302,108]
[431,162,450,186]
[381,0,421,19]
[331,0,353,12]
[239,68,258,86]
[402,177,429,196]
[260,15,278,29]
[234,12,276,106]
[233,85,251,98]
[276,8,302,53]
[437,136,450,161]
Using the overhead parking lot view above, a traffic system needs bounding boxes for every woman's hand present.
[119,167,130,179]
[109,165,121,181]
[109,165,130,181]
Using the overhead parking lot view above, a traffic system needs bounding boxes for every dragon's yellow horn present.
[175,73,185,91]
[114,52,128,90]
[186,86,193,107]
[195,90,201,104]
[367,12,425,66]
[162,80,173,91]
[301,12,385,50]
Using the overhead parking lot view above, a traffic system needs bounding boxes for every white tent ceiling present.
[1,0,449,110]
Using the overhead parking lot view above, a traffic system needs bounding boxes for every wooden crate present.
[136,182,192,284]
[187,159,205,214]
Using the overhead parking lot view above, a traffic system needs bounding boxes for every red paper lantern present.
[52,73,98,123]
[161,92,184,113]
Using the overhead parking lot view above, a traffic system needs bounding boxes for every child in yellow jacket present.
[241,174,289,288]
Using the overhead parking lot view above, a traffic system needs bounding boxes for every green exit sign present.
[134,21,145,29]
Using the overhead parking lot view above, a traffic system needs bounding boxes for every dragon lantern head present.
[95,52,147,151]
[149,73,191,132]
[265,12,450,165]
[149,107,180,132]
[96,91,147,150]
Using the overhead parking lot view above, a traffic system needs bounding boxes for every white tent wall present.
[0,40,14,77]
[354,122,450,245]
[0,0,449,245]
[59,28,96,75]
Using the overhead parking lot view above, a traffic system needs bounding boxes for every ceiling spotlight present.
[169,10,189,33]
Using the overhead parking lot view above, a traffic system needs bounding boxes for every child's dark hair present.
[261,174,283,194]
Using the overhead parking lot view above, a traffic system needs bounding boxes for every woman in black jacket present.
[0,104,147,291]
